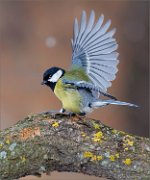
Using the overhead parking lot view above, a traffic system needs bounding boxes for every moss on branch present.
[0,112,150,180]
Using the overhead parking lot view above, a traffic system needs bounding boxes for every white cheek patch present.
[48,70,63,82]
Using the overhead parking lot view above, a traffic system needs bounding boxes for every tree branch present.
[0,112,150,180]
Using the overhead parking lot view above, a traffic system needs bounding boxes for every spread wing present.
[71,10,119,92]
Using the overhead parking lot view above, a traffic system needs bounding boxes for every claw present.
[70,113,86,121]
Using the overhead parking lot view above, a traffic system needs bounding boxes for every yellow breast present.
[54,80,81,113]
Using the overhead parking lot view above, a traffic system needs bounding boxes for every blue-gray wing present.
[71,10,119,92]
[62,79,117,100]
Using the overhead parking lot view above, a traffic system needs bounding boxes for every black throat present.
[49,82,56,91]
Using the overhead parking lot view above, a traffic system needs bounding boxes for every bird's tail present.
[91,100,139,108]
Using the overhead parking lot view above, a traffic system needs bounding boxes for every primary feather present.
[72,10,119,93]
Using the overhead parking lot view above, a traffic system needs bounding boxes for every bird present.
[41,10,138,116]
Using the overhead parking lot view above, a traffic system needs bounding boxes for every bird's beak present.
[41,81,46,85]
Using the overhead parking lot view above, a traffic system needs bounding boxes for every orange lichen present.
[20,127,41,140]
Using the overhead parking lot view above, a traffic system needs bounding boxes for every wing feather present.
[72,11,119,93]
[80,14,104,50]
[62,79,117,100]
[75,11,86,52]
[73,18,79,41]
[79,10,95,46]
[85,29,116,51]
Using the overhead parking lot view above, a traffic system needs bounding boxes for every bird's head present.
[41,67,65,91]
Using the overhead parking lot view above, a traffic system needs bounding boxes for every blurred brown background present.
[0,0,149,180]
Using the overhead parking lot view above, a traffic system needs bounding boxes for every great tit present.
[41,10,138,115]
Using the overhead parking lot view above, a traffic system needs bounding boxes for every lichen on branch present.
[0,112,150,180]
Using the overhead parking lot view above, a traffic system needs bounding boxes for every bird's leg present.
[47,110,60,119]
[52,108,66,117]
[46,108,66,119]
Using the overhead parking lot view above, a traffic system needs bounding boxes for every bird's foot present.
[68,113,86,129]
[70,113,86,121]
[46,110,59,119]
[59,108,66,113]
[45,109,66,119]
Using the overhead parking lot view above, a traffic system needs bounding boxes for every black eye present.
[49,75,52,78]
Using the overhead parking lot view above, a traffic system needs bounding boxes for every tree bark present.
[0,112,150,180]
